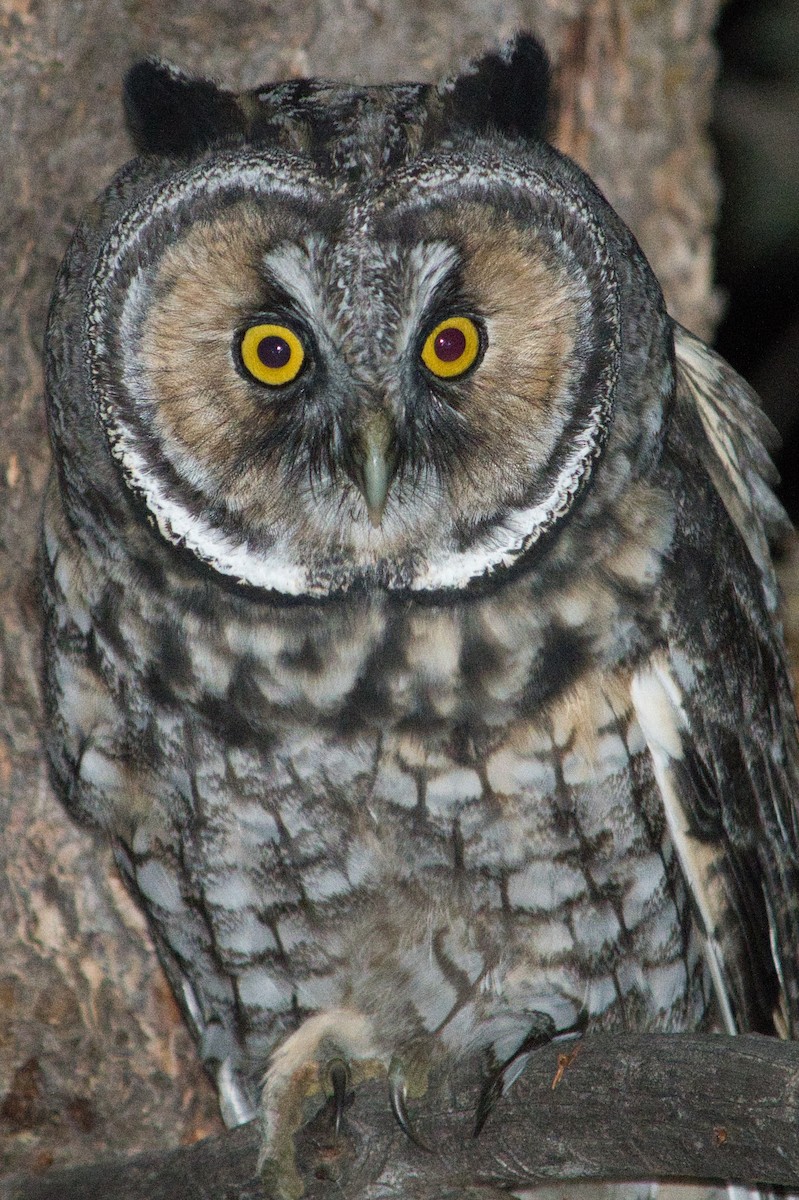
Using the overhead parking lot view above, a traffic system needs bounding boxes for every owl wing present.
[631,325,799,1038]
[672,324,789,609]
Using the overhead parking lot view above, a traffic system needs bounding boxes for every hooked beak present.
[353,410,397,527]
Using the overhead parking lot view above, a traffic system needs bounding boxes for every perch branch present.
[7,1033,799,1200]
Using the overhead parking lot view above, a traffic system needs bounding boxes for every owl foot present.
[259,1009,432,1200]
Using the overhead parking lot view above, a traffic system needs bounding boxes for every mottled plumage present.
[41,36,799,1198]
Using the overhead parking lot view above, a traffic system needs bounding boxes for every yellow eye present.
[420,316,481,379]
[240,323,306,386]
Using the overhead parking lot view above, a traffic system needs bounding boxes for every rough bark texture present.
[7,1034,799,1199]
[0,0,754,1191]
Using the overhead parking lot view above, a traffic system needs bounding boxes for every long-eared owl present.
[41,34,799,1199]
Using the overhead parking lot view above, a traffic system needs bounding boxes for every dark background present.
[714,0,799,515]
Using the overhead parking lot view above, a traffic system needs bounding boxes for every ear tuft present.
[123,58,247,157]
[440,33,551,141]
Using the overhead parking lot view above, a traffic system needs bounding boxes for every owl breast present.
[43,455,708,1108]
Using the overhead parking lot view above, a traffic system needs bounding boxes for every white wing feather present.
[630,659,737,1035]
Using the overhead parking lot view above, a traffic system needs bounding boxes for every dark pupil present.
[257,335,292,370]
[434,326,467,362]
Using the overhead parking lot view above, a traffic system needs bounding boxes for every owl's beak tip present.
[364,452,390,526]
[357,412,396,527]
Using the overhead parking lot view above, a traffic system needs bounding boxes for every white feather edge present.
[217,1056,257,1127]
[629,659,737,1036]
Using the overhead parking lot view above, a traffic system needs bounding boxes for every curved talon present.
[473,1066,504,1137]
[388,1058,432,1152]
[474,1048,537,1136]
[474,1012,587,1137]
[327,1057,351,1138]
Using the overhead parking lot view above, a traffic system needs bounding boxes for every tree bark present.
[0,0,770,1192]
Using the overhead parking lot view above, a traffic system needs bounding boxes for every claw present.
[327,1057,350,1138]
[388,1057,432,1151]
[474,1011,587,1137]
[474,1050,535,1137]
[473,1063,506,1137]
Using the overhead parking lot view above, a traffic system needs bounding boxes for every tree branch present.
[7,1033,799,1199]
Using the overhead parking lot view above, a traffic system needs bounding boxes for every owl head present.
[64,36,674,600]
